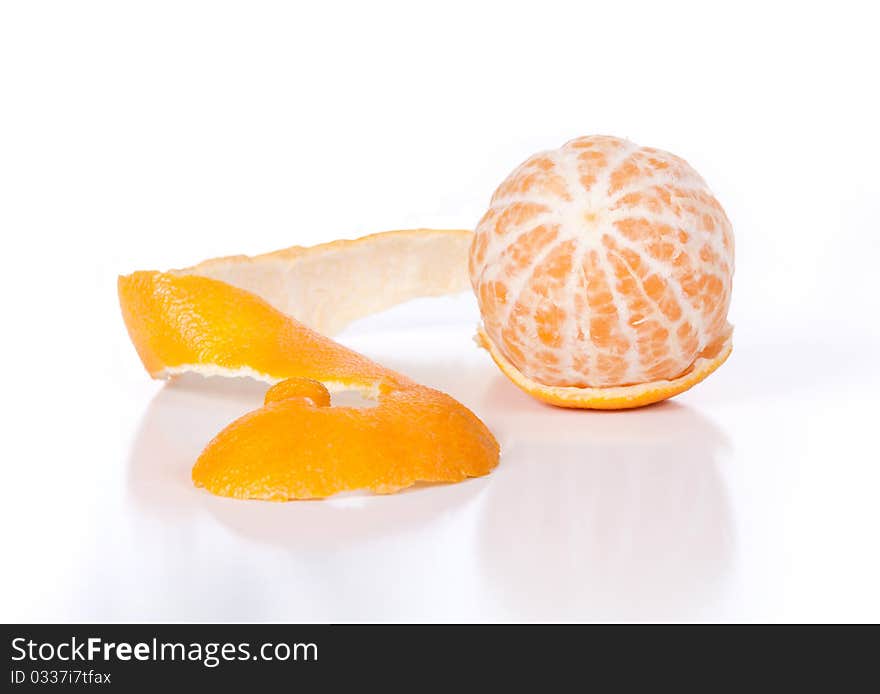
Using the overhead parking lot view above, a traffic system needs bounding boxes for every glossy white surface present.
[4,296,879,622]
[1,0,878,622]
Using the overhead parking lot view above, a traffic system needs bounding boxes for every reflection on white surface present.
[478,387,733,621]
[384,337,734,621]
[112,323,734,621]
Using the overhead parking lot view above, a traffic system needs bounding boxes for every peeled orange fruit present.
[469,135,734,408]
[119,229,499,500]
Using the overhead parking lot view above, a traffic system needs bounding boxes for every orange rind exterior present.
[118,229,499,500]
[118,270,397,391]
[193,377,499,500]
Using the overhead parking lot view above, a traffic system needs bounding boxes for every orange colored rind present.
[118,229,499,500]
[264,378,331,407]
[118,270,398,392]
[477,325,732,409]
[193,377,499,500]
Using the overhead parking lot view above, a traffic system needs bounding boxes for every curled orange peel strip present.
[118,229,499,500]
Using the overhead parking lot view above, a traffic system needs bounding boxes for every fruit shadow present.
[125,373,488,554]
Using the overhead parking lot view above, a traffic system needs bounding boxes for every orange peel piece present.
[118,229,499,500]
[118,270,399,392]
[175,228,474,337]
[477,325,732,410]
[193,377,498,500]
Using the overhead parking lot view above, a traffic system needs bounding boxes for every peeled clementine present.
[469,135,734,408]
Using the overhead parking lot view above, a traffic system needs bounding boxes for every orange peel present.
[118,270,398,392]
[175,228,474,337]
[193,377,498,500]
[119,229,499,500]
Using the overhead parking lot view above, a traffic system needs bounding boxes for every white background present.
[1,1,878,622]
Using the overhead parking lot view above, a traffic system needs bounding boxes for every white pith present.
[159,365,382,399]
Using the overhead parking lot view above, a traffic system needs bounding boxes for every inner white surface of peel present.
[159,365,382,400]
